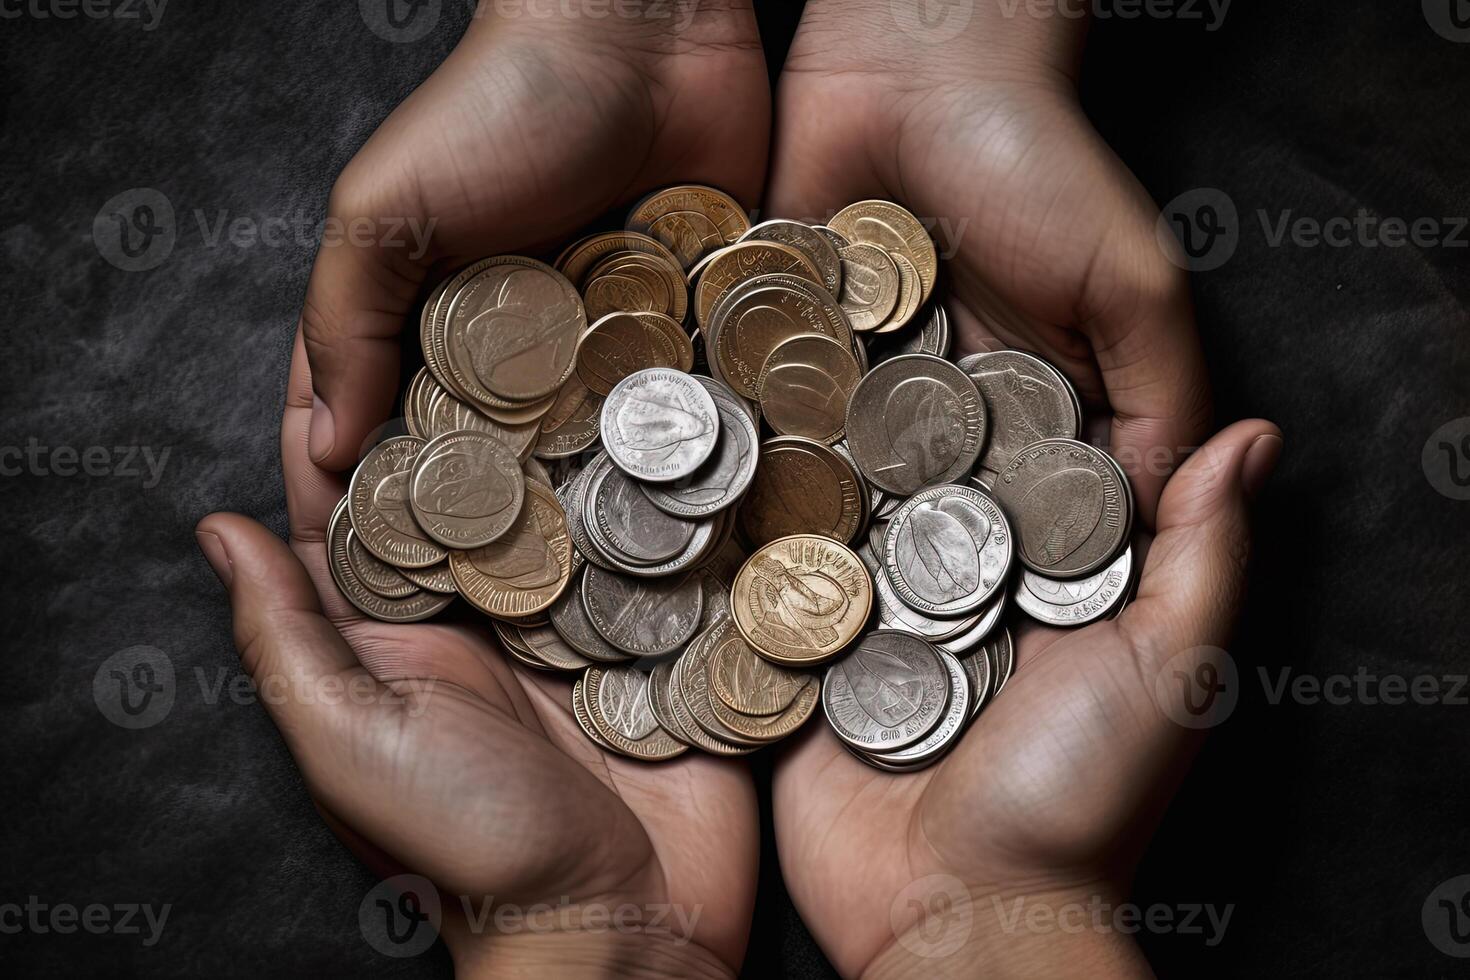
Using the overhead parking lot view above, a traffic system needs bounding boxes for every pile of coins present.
[327,185,1138,769]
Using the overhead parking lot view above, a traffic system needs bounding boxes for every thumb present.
[1117,419,1283,665]
[195,512,369,748]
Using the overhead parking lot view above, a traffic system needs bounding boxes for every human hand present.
[767,0,1212,524]
[771,417,1281,978]
[195,6,772,975]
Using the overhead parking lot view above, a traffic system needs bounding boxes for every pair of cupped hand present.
[194,3,1281,976]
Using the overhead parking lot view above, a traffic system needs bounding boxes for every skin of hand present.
[768,0,1214,527]
[196,5,770,978]
[764,3,1278,976]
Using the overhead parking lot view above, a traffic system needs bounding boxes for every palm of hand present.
[310,611,756,968]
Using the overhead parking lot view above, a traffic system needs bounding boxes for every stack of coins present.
[326,185,1139,769]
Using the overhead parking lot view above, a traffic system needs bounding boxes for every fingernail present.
[196,530,233,587]
[308,394,335,464]
[1241,434,1283,500]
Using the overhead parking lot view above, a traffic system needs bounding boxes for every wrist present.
[861,879,1153,980]
[466,0,761,59]
[796,0,1086,84]
[448,923,736,980]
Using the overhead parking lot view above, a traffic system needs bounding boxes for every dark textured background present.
[3,1,1469,976]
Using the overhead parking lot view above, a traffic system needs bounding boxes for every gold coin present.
[731,534,872,667]
[875,252,923,334]
[738,436,866,548]
[533,372,603,460]
[448,482,574,618]
[757,334,862,444]
[693,241,824,335]
[836,243,900,332]
[708,672,818,743]
[576,311,694,396]
[327,499,452,623]
[556,231,684,291]
[627,184,751,269]
[443,256,586,404]
[582,251,688,325]
[709,624,809,717]
[828,200,938,308]
[347,436,447,569]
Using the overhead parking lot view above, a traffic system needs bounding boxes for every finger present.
[195,512,368,750]
[283,327,347,545]
[1117,419,1283,664]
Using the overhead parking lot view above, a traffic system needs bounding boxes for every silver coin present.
[548,567,632,663]
[863,649,970,767]
[868,301,950,364]
[857,544,981,643]
[739,218,844,297]
[585,487,720,579]
[1016,545,1134,627]
[989,627,1016,697]
[934,589,1006,657]
[844,354,987,495]
[516,622,595,672]
[822,631,950,752]
[696,374,758,429]
[959,626,1008,719]
[882,484,1013,616]
[601,368,720,483]
[830,440,881,522]
[992,438,1131,578]
[814,225,851,251]
[641,385,759,518]
[647,659,694,746]
[590,465,696,565]
[582,565,704,657]
[958,350,1080,481]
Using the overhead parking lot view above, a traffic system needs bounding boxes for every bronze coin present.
[422,380,540,456]
[836,242,901,332]
[327,499,452,623]
[709,626,809,717]
[757,334,862,444]
[829,200,938,308]
[555,231,685,292]
[398,560,457,594]
[738,436,866,548]
[582,666,688,761]
[707,673,818,743]
[443,256,586,404]
[738,218,843,297]
[627,184,751,269]
[448,482,574,618]
[409,431,526,549]
[345,529,419,599]
[844,354,988,496]
[576,311,694,397]
[532,372,603,460]
[731,534,872,667]
[693,241,824,335]
[708,280,844,401]
[582,250,689,325]
[875,252,924,333]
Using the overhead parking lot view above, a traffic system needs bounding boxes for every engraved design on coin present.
[845,355,987,495]
[601,369,720,482]
[733,535,871,666]
[641,383,759,518]
[409,431,525,549]
[1017,544,1134,626]
[448,482,573,617]
[348,436,448,569]
[883,485,1012,617]
[581,565,704,657]
[959,350,1080,479]
[993,438,1130,578]
[822,631,949,751]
